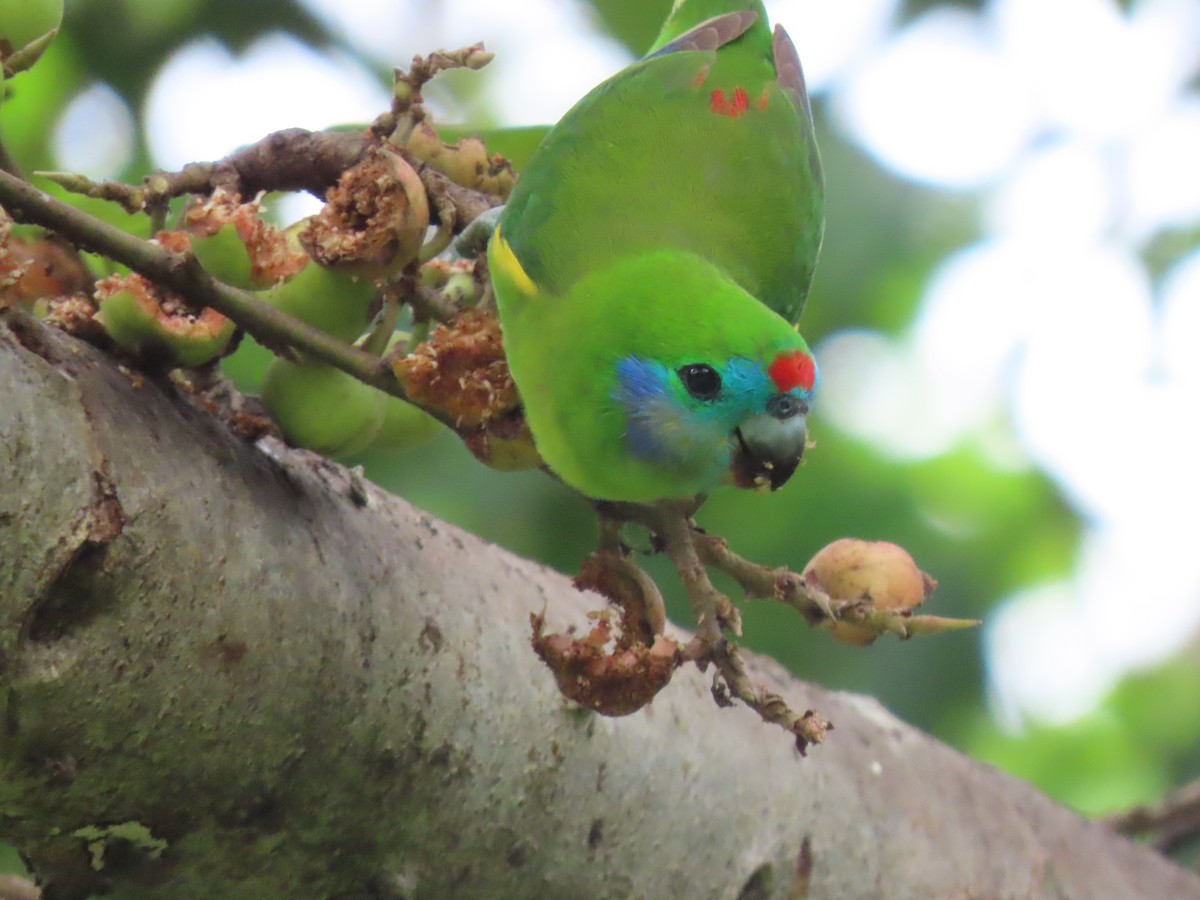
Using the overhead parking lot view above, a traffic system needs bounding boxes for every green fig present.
[183,192,306,289]
[371,394,443,451]
[188,223,256,290]
[300,146,429,279]
[259,259,376,343]
[260,358,386,456]
[96,283,235,368]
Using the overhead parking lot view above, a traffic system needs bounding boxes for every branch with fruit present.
[0,24,977,752]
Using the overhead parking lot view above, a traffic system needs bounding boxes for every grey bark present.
[1,310,1197,900]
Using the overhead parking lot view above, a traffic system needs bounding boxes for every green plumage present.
[490,1,823,502]
[499,0,823,325]
[495,248,810,500]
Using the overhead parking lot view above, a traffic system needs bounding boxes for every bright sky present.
[49,0,1200,730]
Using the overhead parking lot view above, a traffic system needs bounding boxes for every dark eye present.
[678,364,722,400]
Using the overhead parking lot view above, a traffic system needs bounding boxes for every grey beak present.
[731,404,808,491]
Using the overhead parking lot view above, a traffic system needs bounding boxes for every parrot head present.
[612,346,815,493]
[491,234,818,502]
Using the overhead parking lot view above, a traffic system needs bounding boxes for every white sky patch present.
[143,33,390,170]
[816,239,1156,468]
[991,0,1146,140]
[1127,0,1200,94]
[1078,519,1200,670]
[271,192,328,230]
[769,0,899,92]
[300,0,631,126]
[812,328,996,461]
[52,83,136,180]
[1123,101,1200,237]
[990,519,1200,730]
[912,240,1032,422]
[985,582,1114,729]
[815,329,925,456]
[1160,248,1200,386]
[1011,245,1156,523]
[835,8,1033,188]
[296,0,425,63]
[985,139,1114,242]
[993,0,1200,140]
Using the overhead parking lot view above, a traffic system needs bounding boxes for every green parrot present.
[489,0,823,503]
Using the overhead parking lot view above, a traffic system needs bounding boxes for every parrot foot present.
[572,505,970,752]
[584,498,836,755]
[652,503,741,642]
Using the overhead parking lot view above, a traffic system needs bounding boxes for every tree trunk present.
[2,310,1197,899]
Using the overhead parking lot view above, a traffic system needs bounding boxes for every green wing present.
[499,6,823,325]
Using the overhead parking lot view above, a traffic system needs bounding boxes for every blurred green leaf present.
[0,841,27,877]
[965,709,1171,816]
[581,0,673,55]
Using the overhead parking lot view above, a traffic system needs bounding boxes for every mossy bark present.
[2,310,1197,899]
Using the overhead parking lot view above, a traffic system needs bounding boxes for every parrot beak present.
[731,397,809,491]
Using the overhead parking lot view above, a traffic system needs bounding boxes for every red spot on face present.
[768,352,816,394]
[710,89,728,115]
[756,89,769,111]
[692,66,711,89]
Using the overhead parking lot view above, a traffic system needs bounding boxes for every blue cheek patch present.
[613,355,791,469]
[613,357,675,462]
[614,357,665,405]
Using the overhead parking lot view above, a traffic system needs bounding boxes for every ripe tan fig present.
[300,146,430,279]
[803,538,933,646]
[366,332,443,451]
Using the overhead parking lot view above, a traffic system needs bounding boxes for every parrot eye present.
[678,364,722,400]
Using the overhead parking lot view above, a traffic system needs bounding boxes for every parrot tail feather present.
[772,24,815,126]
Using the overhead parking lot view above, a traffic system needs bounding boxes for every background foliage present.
[4,0,1198,881]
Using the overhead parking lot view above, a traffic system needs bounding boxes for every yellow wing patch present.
[491,226,538,298]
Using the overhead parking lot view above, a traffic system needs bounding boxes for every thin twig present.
[40,129,499,237]
[705,640,831,755]
[41,129,370,212]
[410,281,460,324]
[0,169,459,420]
[654,505,739,642]
[695,532,832,623]
[371,44,495,144]
[1108,778,1200,854]
[696,532,977,639]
